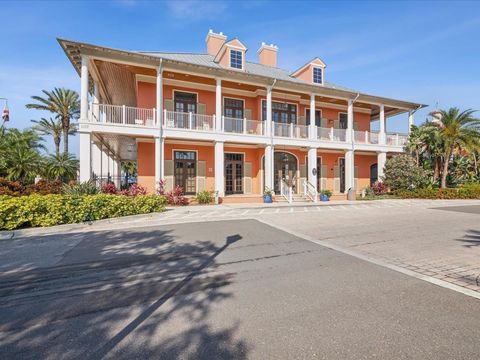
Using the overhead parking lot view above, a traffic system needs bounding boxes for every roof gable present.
[214,38,247,62]
[291,57,327,77]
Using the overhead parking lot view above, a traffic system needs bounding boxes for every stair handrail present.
[280,179,293,203]
[303,180,318,203]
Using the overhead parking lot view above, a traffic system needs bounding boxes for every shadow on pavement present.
[0,228,250,359]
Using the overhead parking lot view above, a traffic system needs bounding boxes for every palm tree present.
[6,146,43,182]
[45,152,79,181]
[31,117,76,155]
[26,88,80,154]
[405,125,424,166]
[437,108,480,188]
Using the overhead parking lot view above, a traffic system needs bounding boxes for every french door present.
[225,153,243,194]
[174,151,196,194]
[174,92,197,128]
[339,158,346,193]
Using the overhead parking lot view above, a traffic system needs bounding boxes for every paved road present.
[1,219,479,359]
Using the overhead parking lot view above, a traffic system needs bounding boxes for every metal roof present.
[138,52,358,93]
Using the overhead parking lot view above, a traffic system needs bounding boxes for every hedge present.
[0,194,167,230]
[395,185,480,199]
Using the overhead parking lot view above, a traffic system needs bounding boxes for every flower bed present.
[0,194,167,230]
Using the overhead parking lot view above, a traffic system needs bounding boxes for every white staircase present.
[277,179,318,204]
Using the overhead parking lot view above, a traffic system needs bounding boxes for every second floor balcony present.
[87,103,409,147]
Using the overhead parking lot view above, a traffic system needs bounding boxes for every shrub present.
[395,187,480,199]
[62,180,99,195]
[383,154,430,190]
[25,180,63,195]
[320,189,332,197]
[0,178,24,196]
[195,190,214,204]
[371,181,388,195]
[165,185,188,206]
[0,194,167,230]
[101,183,118,194]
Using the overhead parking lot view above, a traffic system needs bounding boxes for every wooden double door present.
[225,153,244,194]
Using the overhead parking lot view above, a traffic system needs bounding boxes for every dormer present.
[291,57,327,85]
[214,38,248,71]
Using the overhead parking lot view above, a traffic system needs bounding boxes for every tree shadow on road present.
[0,227,250,359]
[456,229,480,248]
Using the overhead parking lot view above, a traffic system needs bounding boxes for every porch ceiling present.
[94,133,138,161]
[94,60,137,107]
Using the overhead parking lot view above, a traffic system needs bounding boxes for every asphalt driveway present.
[1,219,479,359]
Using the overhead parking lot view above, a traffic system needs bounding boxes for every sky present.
[1,0,480,155]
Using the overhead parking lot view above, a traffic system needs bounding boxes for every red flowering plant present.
[101,183,118,195]
[156,180,188,205]
[118,183,147,196]
[371,181,389,195]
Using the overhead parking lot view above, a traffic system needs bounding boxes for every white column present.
[264,145,274,192]
[79,132,91,182]
[377,152,387,182]
[408,111,414,134]
[266,86,272,137]
[92,82,100,121]
[307,147,317,192]
[154,136,164,189]
[215,78,222,131]
[80,55,89,122]
[309,94,316,139]
[379,104,386,145]
[214,141,225,197]
[346,99,354,142]
[156,66,163,130]
[345,150,354,193]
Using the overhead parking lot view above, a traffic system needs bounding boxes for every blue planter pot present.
[320,194,330,202]
[263,195,273,203]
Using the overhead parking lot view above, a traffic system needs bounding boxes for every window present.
[339,113,348,129]
[174,151,196,194]
[230,49,243,69]
[224,98,244,119]
[306,109,321,127]
[174,92,197,113]
[262,100,297,124]
[313,67,323,84]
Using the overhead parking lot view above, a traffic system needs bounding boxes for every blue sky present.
[1,0,480,154]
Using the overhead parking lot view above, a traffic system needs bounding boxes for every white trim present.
[229,48,245,71]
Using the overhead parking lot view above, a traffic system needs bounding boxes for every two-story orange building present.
[60,30,425,203]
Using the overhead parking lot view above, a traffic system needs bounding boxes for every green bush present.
[0,194,167,230]
[383,154,431,190]
[395,187,480,199]
[62,180,99,195]
[195,190,214,204]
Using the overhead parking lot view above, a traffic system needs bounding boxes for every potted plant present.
[320,189,332,202]
[263,187,274,203]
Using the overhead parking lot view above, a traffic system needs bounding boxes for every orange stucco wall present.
[136,81,372,130]
[137,142,156,193]
[165,143,216,191]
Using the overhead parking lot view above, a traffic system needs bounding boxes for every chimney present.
[206,29,227,56]
[258,42,278,67]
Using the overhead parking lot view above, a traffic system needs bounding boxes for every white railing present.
[369,131,379,144]
[222,116,264,135]
[303,180,317,202]
[280,179,293,203]
[386,133,408,146]
[89,103,156,127]
[273,123,309,139]
[164,110,214,131]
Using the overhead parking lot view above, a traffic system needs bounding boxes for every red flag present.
[2,106,8,122]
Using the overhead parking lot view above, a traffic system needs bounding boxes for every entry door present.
[306,109,321,127]
[174,151,196,194]
[317,157,322,190]
[339,158,346,193]
[274,153,298,194]
[174,92,197,128]
[225,153,244,194]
